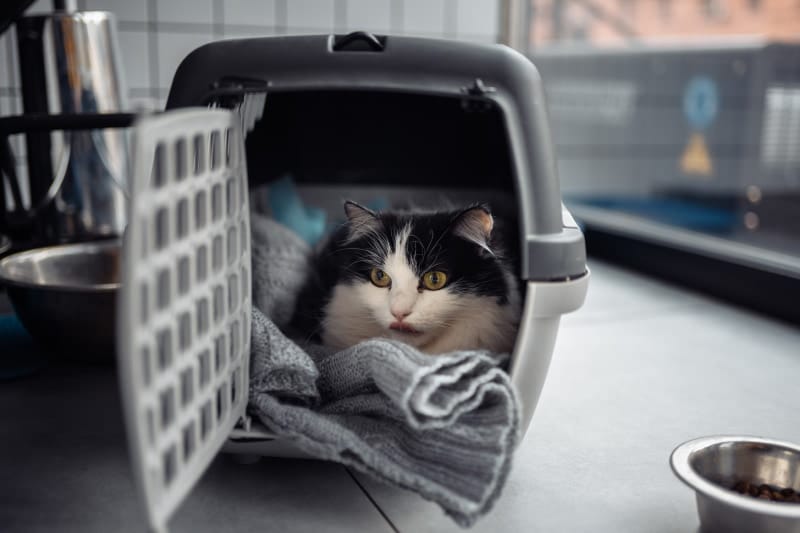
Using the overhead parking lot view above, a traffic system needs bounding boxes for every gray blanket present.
[248,214,520,527]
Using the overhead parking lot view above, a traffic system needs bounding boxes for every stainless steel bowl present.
[671,435,800,533]
[0,240,120,360]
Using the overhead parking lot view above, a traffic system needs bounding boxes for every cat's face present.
[321,202,517,352]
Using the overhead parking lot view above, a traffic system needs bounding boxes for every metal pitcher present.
[4,10,129,246]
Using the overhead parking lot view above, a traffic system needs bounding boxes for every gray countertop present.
[1,260,798,532]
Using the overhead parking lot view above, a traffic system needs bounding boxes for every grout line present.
[212,0,225,39]
[130,87,159,97]
[344,468,400,533]
[115,24,494,42]
[444,0,458,38]
[275,0,288,35]
[121,20,215,33]
[118,20,149,31]
[4,30,18,97]
[390,0,404,34]
[147,0,160,102]
[216,24,276,37]
[334,0,347,33]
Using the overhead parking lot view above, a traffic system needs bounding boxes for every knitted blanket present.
[248,214,520,527]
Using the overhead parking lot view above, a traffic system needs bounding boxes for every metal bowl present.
[0,240,120,360]
[671,435,800,533]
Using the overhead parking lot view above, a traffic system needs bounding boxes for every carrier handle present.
[333,31,384,52]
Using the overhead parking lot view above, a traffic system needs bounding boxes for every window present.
[658,0,671,20]
[701,0,726,20]
[522,0,800,320]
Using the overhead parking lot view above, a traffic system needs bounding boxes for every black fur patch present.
[290,204,516,340]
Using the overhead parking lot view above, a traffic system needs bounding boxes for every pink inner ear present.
[474,209,494,235]
[454,207,494,246]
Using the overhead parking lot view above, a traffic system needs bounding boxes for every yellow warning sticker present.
[680,132,713,177]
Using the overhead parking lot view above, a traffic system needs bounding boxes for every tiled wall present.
[0,0,498,208]
[1,0,500,114]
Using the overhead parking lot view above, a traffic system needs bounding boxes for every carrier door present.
[117,109,252,532]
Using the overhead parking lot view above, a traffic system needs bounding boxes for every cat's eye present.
[422,271,448,291]
[370,268,391,288]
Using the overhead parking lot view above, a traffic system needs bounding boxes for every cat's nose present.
[391,309,411,321]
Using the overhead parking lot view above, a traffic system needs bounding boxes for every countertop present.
[1,259,798,532]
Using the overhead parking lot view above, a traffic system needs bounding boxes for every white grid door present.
[117,109,251,533]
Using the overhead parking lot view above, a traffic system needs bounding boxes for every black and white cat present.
[292,201,522,354]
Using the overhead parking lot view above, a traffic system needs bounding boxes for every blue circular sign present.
[683,76,719,130]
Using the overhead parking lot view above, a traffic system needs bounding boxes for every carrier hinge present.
[463,78,496,96]
[461,78,496,112]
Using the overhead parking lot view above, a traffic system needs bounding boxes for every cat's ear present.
[343,200,380,241]
[452,204,494,252]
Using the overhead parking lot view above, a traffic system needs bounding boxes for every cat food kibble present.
[730,480,800,503]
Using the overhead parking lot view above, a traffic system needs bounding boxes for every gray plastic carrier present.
[118,33,589,532]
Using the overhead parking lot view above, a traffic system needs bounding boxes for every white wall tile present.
[117,30,150,89]
[83,0,149,22]
[287,0,335,31]
[456,0,499,38]
[156,0,213,24]
[223,0,277,27]
[403,0,446,36]
[156,32,213,88]
[345,0,391,34]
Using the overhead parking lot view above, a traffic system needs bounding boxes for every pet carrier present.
[118,32,589,532]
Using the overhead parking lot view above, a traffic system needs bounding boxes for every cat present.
[291,201,522,355]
